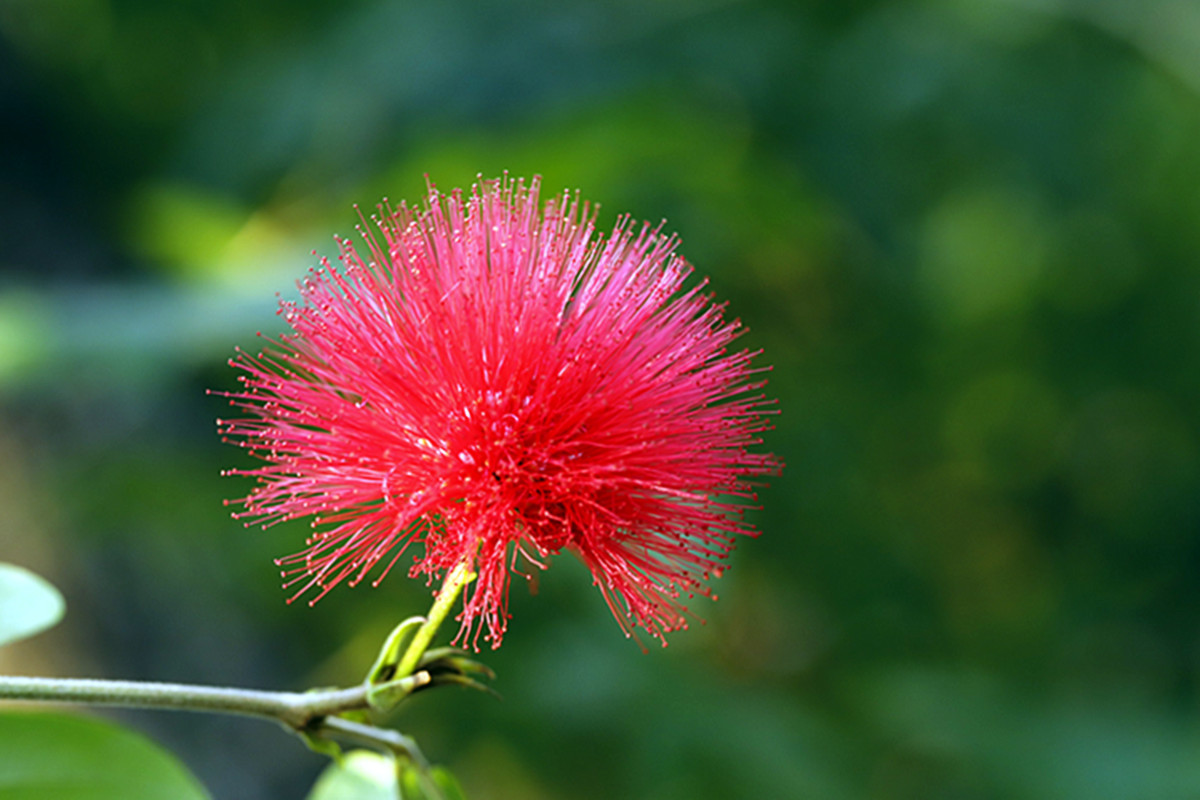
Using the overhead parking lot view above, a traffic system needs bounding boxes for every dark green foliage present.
[1,1,1198,797]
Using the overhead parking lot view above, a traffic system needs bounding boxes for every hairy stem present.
[0,676,364,729]
[0,675,435,762]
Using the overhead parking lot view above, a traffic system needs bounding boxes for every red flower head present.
[219,176,779,648]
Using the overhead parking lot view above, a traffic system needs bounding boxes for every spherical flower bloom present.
[219,176,779,647]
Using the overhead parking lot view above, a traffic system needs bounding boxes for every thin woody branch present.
[0,674,428,757]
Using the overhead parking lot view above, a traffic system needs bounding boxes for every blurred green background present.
[2,0,1199,797]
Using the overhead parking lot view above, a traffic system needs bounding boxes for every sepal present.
[416,648,498,698]
[366,616,427,684]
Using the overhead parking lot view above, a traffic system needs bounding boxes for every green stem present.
[0,676,363,729]
[395,560,475,678]
[0,675,429,761]
[0,565,477,764]
[317,716,429,769]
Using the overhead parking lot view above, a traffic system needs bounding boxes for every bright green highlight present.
[0,563,66,648]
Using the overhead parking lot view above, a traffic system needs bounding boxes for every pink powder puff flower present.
[218,175,779,648]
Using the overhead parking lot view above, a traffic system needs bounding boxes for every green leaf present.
[0,711,210,799]
[0,563,65,647]
[307,750,399,800]
[298,729,345,762]
[429,766,467,800]
[399,765,426,798]
[397,762,468,800]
